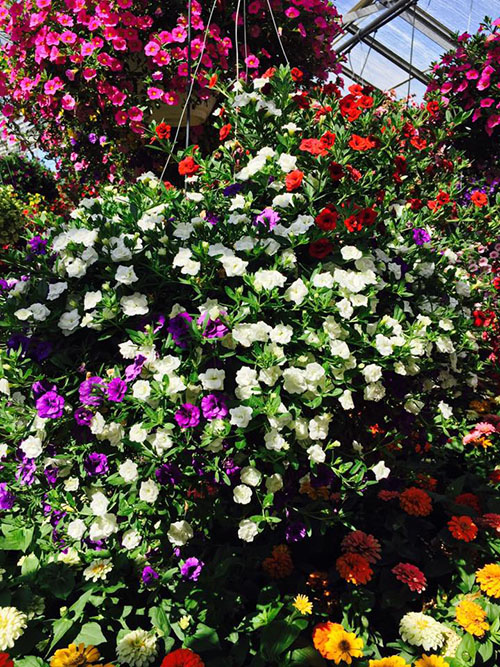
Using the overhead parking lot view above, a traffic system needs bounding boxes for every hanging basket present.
[149,93,217,127]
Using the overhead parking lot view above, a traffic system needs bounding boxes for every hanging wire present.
[243,0,249,78]
[264,0,290,65]
[359,28,377,80]
[406,2,417,105]
[159,0,219,183]
[234,0,243,81]
[185,0,192,149]
[467,0,474,33]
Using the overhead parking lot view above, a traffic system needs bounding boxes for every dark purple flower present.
[286,521,307,543]
[141,565,159,585]
[74,407,93,426]
[222,457,240,476]
[29,339,53,362]
[84,453,109,476]
[174,403,200,428]
[201,394,228,420]
[28,235,47,255]
[107,377,127,402]
[180,557,204,581]
[223,183,243,196]
[36,391,65,419]
[255,207,280,230]
[79,376,104,406]
[155,463,182,485]
[0,483,15,510]
[125,355,146,382]
[413,228,431,245]
[197,314,229,339]
[16,459,37,486]
[44,465,58,486]
[206,212,220,225]
[167,313,193,348]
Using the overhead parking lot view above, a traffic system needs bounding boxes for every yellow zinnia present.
[50,643,113,667]
[292,594,313,615]
[455,599,489,637]
[414,655,449,667]
[369,658,410,667]
[323,629,364,665]
[476,563,500,598]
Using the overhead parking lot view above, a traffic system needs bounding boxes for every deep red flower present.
[315,207,338,231]
[448,515,478,542]
[357,207,377,226]
[328,162,344,181]
[293,92,310,109]
[455,492,481,513]
[0,654,13,667]
[320,131,336,149]
[290,67,303,82]
[344,215,362,232]
[285,170,304,191]
[392,562,427,593]
[155,122,171,140]
[408,197,423,211]
[219,123,231,141]
[473,309,495,327]
[348,134,374,151]
[178,156,200,176]
[309,238,333,259]
[394,155,407,174]
[161,648,205,667]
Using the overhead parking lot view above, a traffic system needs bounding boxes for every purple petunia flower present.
[32,380,56,399]
[174,403,201,429]
[16,458,37,486]
[223,183,243,197]
[197,314,229,339]
[155,463,182,485]
[206,212,220,225]
[180,557,204,581]
[107,377,127,402]
[36,391,65,419]
[88,133,97,144]
[141,565,159,585]
[201,394,228,420]
[413,228,431,245]
[28,235,47,255]
[44,465,58,486]
[0,483,16,510]
[79,376,104,406]
[167,312,193,348]
[74,406,93,426]
[255,207,280,230]
[84,453,109,476]
[125,355,146,382]
[286,521,307,543]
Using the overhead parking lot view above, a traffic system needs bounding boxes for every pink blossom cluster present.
[427,17,500,136]
[0,0,342,180]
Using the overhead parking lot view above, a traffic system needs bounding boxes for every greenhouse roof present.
[333,0,499,99]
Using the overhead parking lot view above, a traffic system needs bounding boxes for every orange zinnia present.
[399,487,432,516]
[262,545,293,578]
[312,622,344,659]
[336,552,373,585]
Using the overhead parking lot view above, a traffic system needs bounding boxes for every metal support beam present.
[378,0,456,50]
[341,65,380,91]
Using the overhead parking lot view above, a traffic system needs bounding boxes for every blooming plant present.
[0,0,341,181]
[0,67,499,664]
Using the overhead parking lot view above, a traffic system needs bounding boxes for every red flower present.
[320,131,336,149]
[471,191,488,207]
[394,155,407,174]
[161,648,205,667]
[400,487,432,516]
[348,134,373,151]
[290,67,303,82]
[309,238,333,259]
[285,170,304,192]
[358,94,374,109]
[455,492,481,513]
[493,276,500,290]
[219,123,232,141]
[262,67,276,79]
[208,73,218,88]
[436,190,450,205]
[448,515,478,542]
[348,83,363,96]
[344,215,362,232]
[0,654,13,667]
[328,162,344,181]
[410,135,427,150]
[299,138,327,156]
[346,164,362,182]
[392,562,427,593]
[473,309,495,327]
[155,122,171,140]
[178,156,200,176]
[408,197,423,211]
[357,207,377,226]
[293,92,310,109]
[426,100,440,116]
[315,207,338,231]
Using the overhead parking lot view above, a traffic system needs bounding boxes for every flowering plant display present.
[0,0,341,181]
[0,67,499,665]
[426,17,500,140]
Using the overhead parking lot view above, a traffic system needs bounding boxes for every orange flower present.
[455,599,489,636]
[262,545,293,578]
[476,563,500,598]
[448,516,478,542]
[399,487,432,516]
[219,123,231,141]
[285,170,304,192]
[336,552,373,585]
[471,191,488,207]
[313,622,344,659]
[178,156,200,176]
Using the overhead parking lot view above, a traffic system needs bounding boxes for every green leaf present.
[47,617,74,653]
[14,658,46,667]
[260,620,301,660]
[290,646,327,666]
[69,589,94,620]
[185,623,220,653]
[0,526,34,551]
[73,622,106,646]
[456,633,477,665]
[478,640,493,663]
[149,606,170,637]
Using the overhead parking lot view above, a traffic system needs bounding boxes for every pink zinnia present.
[392,563,427,593]
[341,530,381,563]
[475,422,496,434]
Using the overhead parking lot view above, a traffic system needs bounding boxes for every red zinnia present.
[399,487,432,517]
[161,648,205,667]
[290,67,303,82]
[155,122,171,140]
[392,562,427,593]
[315,207,338,231]
[471,191,488,207]
[448,515,478,542]
[309,238,333,259]
[328,162,344,181]
[219,123,231,141]
[178,156,200,176]
[336,552,373,585]
[0,654,13,667]
[455,492,481,513]
[285,170,304,192]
